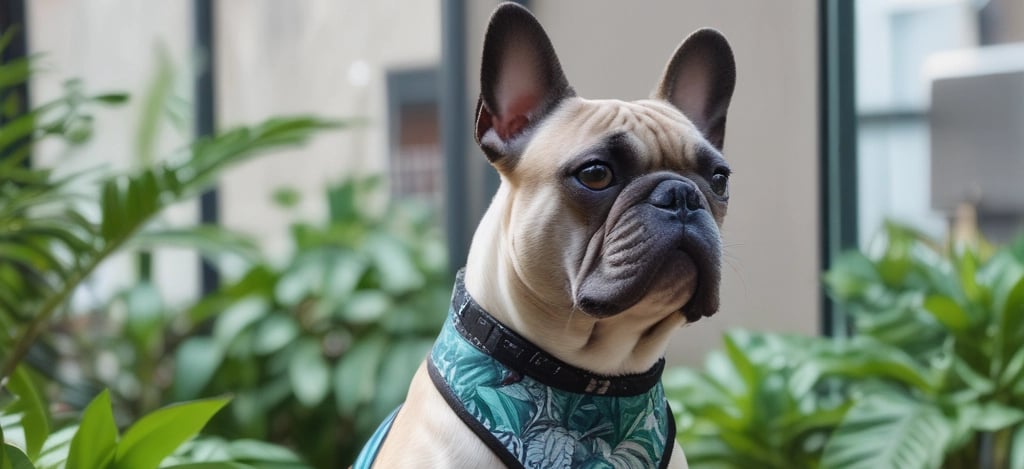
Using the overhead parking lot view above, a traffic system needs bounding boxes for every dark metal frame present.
[818,0,858,337]
[194,0,219,295]
[440,0,470,275]
[0,0,29,164]
[441,0,526,275]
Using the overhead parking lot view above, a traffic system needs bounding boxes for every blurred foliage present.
[171,177,449,467]
[666,331,850,469]
[54,178,448,466]
[0,28,342,468]
[668,222,1024,469]
[56,177,449,468]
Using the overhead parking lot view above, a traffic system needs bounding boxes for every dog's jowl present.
[355,3,735,468]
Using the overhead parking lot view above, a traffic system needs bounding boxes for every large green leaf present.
[160,464,251,469]
[112,397,230,469]
[1001,346,1024,392]
[66,390,118,469]
[341,291,392,324]
[134,45,175,168]
[288,339,330,407]
[967,402,1024,432]
[365,233,423,294]
[251,315,299,356]
[986,252,1024,323]
[224,439,306,463]
[824,251,880,302]
[321,251,367,306]
[333,334,388,414]
[214,298,269,346]
[185,267,277,325]
[172,338,226,400]
[2,444,35,469]
[821,396,951,469]
[129,226,261,265]
[33,426,76,469]
[274,255,324,306]
[790,337,936,395]
[922,295,970,333]
[5,366,48,459]
[123,282,165,349]
[372,339,432,416]
[722,332,758,393]
[1011,424,1024,469]
[169,437,309,468]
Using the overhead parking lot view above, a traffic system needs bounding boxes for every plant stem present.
[1,231,136,382]
[993,428,1009,469]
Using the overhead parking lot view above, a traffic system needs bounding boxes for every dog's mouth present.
[574,174,722,322]
[674,240,721,323]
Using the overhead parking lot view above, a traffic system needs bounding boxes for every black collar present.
[449,269,665,397]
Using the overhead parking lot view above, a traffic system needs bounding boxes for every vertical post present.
[819,0,858,337]
[441,0,469,275]
[194,0,220,294]
[0,0,29,165]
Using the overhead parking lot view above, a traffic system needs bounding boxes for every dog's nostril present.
[649,185,677,209]
[685,188,702,211]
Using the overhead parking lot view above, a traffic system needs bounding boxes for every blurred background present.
[3,0,1024,468]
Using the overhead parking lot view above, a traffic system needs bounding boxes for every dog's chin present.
[575,248,702,320]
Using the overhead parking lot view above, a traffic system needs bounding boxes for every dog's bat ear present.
[655,29,736,151]
[475,3,574,164]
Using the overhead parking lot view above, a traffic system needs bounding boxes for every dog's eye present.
[576,163,614,190]
[710,171,729,197]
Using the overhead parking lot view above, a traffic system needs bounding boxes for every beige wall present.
[28,1,198,307]
[28,1,443,304]
[464,1,821,366]
[216,1,441,263]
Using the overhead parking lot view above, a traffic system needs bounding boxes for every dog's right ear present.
[475,3,574,165]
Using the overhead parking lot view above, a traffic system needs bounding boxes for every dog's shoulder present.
[374,362,502,468]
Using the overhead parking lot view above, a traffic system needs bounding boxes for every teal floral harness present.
[356,272,675,468]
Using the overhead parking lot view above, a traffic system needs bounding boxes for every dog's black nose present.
[648,179,703,213]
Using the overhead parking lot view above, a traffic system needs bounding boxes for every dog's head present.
[471,3,735,326]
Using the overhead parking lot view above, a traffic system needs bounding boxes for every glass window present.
[855,0,1024,244]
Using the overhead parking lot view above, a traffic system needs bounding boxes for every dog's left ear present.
[655,29,736,151]
[475,3,574,164]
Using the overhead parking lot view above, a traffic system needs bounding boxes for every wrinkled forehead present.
[520,98,715,177]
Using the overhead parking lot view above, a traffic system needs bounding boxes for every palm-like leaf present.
[0,41,343,380]
[821,393,952,469]
[670,331,850,469]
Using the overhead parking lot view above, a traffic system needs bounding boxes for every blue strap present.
[352,405,402,469]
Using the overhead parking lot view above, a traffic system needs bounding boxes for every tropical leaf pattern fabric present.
[431,316,671,469]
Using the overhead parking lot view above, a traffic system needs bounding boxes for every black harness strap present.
[427,359,526,469]
[660,403,677,469]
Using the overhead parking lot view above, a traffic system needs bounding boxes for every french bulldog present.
[357,3,735,468]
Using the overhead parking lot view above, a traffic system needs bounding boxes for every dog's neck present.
[463,187,687,376]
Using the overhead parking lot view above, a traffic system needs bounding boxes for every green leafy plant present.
[669,223,1024,469]
[819,223,1024,469]
[667,331,850,469]
[40,178,448,468]
[1,372,308,469]
[0,28,337,468]
[171,177,449,467]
